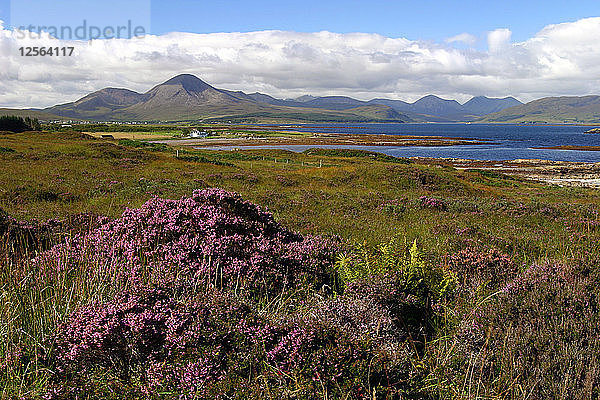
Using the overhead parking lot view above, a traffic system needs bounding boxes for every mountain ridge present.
[257,93,523,121]
[38,73,600,124]
[46,74,414,123]
[479,95,600,123]
[463,96,522,115]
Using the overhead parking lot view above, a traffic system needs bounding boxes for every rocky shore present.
[411,157,600,188]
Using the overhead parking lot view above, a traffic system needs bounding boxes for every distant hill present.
[245,92,294,106]
[479,96,600,123]
[48,75,250,121]
[367,95,521,121]
[298,96,367,111]
[294,95,319,103]
[244,94,522,122]
[43,75,528,123]
[0,108,69,121]
[48,88,144,120]
[463,96,522,115]
[409,95,466,119]
[45,74,411,123]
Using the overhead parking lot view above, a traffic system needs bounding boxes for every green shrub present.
[177,154,234,166]
[335,238,455,303]
[303,148,410,163]
[117,139,169,152]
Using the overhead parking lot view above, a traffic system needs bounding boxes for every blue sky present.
[148,0,599,43]
[1,0,598,44]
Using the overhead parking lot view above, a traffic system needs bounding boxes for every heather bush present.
[2,190,343,398]
[446,246,518,296]
[431,260,600,399]
[306,295,401,350]
[34,189,338,297]
[46,286,408,399]
[418,196,447,211]
[46,287,260,398]
[32,194,448,398]
[303,291,432,397]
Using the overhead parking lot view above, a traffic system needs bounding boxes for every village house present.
[189,129,209,138]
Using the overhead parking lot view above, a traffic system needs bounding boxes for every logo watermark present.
[10,0,150,41]
[14,20,147,40]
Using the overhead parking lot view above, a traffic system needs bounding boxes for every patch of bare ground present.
[410,157,600,187]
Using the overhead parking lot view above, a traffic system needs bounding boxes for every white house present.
[189,129,208,138]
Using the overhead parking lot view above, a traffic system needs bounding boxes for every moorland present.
[1,127,600,399]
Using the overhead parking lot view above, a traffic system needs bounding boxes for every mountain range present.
[479,96,600,123]
[44,75,409,123]
[6,74,600,124]
[40,74,522,123]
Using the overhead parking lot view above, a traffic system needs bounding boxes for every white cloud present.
[446,33,477,46]
[2,17,600,108]
[487,28,512,53]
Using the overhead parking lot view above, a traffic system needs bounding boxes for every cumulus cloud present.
[487,28,512,53]
[2,17,600,108]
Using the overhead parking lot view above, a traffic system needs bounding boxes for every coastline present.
[534,145,600,151]
[147,128,600,187]
[409,157,600,187]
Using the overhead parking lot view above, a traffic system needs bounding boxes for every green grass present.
[42,123,315,141]
[0,131,597,253]
[2,131,600,398]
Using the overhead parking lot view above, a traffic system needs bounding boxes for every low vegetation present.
[1,131,600,398]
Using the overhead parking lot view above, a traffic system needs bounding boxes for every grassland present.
[1,130,583,245]
[2,130,600,398]
[45,123,315,141]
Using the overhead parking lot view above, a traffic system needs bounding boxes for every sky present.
[148,0,600,44]
[0,0,599,108]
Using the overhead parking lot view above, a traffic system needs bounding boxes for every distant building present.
[189,129,208,138]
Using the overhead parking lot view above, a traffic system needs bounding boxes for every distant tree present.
[24,117,41,131]
[0,116,41,132]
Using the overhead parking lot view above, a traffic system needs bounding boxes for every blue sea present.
[207,123,600,162]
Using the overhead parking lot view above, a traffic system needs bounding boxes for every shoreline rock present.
[408,157,600,188]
